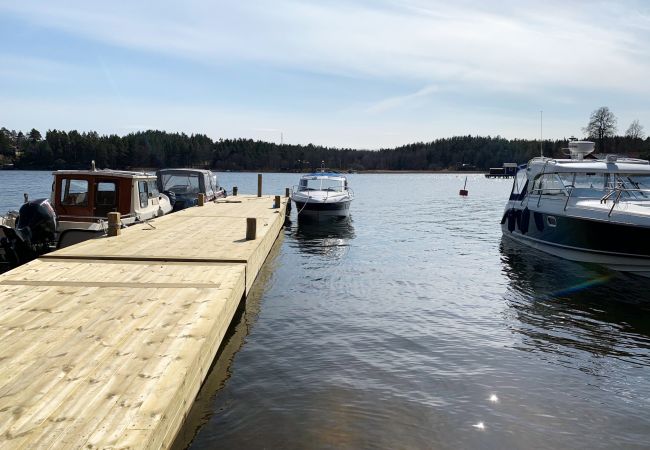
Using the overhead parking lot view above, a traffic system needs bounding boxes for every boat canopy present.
[156,169,219,198]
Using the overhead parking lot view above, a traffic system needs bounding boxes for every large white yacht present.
[502,141,650,277]
[291,170,354,219]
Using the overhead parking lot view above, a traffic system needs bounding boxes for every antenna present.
[539,111,544,158]
[280,132,283,146]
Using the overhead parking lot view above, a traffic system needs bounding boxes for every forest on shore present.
[1,126,649,172]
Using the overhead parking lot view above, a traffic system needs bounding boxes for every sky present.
[1,0,650,149]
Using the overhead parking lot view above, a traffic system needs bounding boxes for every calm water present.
[2,171,650,449]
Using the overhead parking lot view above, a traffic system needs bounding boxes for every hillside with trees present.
[1,109,648,171]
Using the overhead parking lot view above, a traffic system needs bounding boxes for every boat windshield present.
[299,178,344,192]
[160,173,201,195]
[557,172,650,200]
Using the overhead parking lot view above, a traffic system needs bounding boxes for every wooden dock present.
[0,195,288,449]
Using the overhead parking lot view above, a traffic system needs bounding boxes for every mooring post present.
[274,195,281,209]
[198,193,205,206]
[257,174,263,197]
[107,212,121,237]
[285,187,290,198]
[233,186,238,196]
[246,217,257,240]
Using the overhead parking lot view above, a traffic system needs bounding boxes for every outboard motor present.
[0,198,57,268]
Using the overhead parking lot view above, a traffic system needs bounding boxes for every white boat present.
[291,170,354,219]
[501,140,650,277]
[1,166,173,270]
[52,168,173,232]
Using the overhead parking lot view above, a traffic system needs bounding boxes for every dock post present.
[274,195,281,208]
[233,186,238,196]
[198,193,205,206]
[257,173,262,197]
[285,187,290,197]
[107,212,121,237]
[246,218,257,240]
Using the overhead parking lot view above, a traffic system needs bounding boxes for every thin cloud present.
[3,0,650,92]
[367,85,441,113]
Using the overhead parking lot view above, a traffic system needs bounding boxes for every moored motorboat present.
[1,165,173,270]
[501,140,650,276]
[291,170,354,219]
[156,168,226,211]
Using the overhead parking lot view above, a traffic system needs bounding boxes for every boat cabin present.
[156,168,225,210]
[297,173,349,192]
[52,169,169,230]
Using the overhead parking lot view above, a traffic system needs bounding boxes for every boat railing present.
[57,213,136,221]
[600,185,650,217]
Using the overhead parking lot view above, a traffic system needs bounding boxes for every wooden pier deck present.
[0,195,287,449]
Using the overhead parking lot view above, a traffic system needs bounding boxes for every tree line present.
[1,110,648,172]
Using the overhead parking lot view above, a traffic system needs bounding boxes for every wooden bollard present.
[285,187,290,198]
[198,193,205,206]
[233,186,238,196]
[274,195,281,208]
[257,173,262,197]
[107,212,121,237]
[246,217,257,240]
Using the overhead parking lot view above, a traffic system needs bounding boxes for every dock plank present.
[0,195,286,449]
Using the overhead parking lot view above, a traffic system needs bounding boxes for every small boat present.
[501,140,650,277]
[156,168,226,211]
[291,169,353,219]
[1,165,173,270]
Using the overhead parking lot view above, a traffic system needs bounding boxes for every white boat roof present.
[157,168,214,176]
[528,157,650,175]
[52,169,156,179]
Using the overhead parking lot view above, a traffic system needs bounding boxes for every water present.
[2,171,650,449]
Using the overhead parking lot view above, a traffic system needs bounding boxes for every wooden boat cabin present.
[52,169,173,231]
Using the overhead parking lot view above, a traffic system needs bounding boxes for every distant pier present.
[485,162,518,178]
[0,194,287,449]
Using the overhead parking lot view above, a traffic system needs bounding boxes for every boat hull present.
[501,207,650,277]
[292,199,351,219]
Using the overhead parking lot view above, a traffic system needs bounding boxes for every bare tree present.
[583,106,617,152]
[625,119,645,139]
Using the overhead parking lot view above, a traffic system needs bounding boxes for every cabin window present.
[95,182,117,207]
[532,174,566,196]
[509,168,528,200]
[160,174,200,194]
[61,179,89,206]
[299,178,343,191]
[321,179,343,192]
[147,180,160,197]
[138,181,148,208]
[573,172,605,190]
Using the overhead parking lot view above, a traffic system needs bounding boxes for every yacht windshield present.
[161,173,201,194]
[556,172,650,200]
[299,178,344,191]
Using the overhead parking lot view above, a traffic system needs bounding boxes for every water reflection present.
[290,217,355,259]
[171,234,284,450]
[500,237,650,370]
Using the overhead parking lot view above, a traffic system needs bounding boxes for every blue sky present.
[1,0,650,149]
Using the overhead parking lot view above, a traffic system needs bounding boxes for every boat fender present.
[500,212,508,225]
[514,209,522,231]
[519,207,530,234]
[533,211,544,232]
[507,209,516,232]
